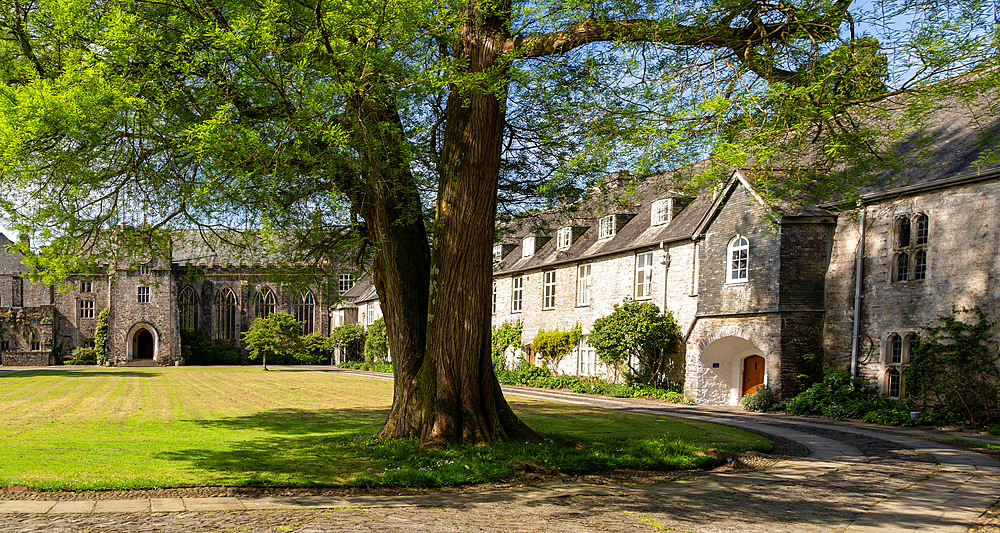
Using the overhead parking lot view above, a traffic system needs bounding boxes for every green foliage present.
[908,307,1000,427]
[363,318,388,363]
[295,333,333,365]
[93,307,109,365]
[491,320,522,371]
[242,313,305,369]
[329,324,367,363]
[530,324,581,369]
[64,347,99,365]
[181,330,241,365]
[739,385,780,412]
[784,369,915,425]
[589,300,682,387]
[987,425,1000,437]
[338,360,394,373]
[494,367,693,405]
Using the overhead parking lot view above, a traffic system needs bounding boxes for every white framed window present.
[79,300,95,318]
[511,276,523,313]
[598,215,614,240]
[651,199,672,226]
[338,274,354,292]
[635,251,654,299]
[522,237,536,258]
[556,227,572,251]
[80,280,92,293]
[138,264,149,276]
[578,338,597,375]
[543,271,556,310]
[492,281,497,315]
[577,264,592,306]
[726,236,749,283]
[137,286,150,303]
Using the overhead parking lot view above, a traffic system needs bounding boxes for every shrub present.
[329,324,366,362]
[182,330,242,365]
[65,346,99,365]
[363,318,389,362]
[494,366,693,405]
[295,333,332,365]
[739,385,779,412]
[94,307,109,365]
[784,368,914,425]
[338,360,393,373]
[589,300,682,387]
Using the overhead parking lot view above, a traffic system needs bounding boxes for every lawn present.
[0,367,771,490]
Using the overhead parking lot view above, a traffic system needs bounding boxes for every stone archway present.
[125,323,160,362]
[696,336,766,406]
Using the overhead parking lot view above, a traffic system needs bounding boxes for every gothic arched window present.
[179,286,199,332]
[293,291,315,335]
[215,288,237,341]
[253,287,276,320]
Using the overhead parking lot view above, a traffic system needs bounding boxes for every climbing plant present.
[490,321,522,371]
[908,307,1000,427]
[531,324,582,369]
[94,307,109,365]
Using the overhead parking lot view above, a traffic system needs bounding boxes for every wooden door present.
[742,355,765,397]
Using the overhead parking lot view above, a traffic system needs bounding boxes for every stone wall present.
[109,259,178,364]
[0,306,57,366]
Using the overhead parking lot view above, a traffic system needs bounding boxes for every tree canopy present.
[0,0,997,446]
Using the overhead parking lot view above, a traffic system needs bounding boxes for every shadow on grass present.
[0,368,160,378]
[159,407,391,486]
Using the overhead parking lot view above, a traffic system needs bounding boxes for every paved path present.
[2,368,999,532]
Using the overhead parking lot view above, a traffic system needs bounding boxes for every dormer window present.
[522,237,536,258]
[598,215,615,240]
[556,227,572,251]
[651,199,672,226]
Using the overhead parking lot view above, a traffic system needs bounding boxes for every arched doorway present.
[135,329,154,359]
[697,336,767,405]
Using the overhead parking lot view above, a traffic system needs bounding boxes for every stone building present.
[491,89,1000,405]
[0,231,353,366]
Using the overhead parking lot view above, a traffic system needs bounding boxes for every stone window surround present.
[577,263,592,306]
[726,235,750,284]
[891,212,929,283]
[137,264,150,276]
[635,251,654,300]
[542,270,556,310]
[79,299,95,319]
[883,332,917,398]
[293,291,316,334]
[179,286,199,332]
[511,275,523,313]
[254,287,277,319]
[137,286,150,303]
[215,288,238,341]
[80,280,92,293]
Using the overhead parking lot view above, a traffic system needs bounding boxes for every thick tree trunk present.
[362,7,537,447]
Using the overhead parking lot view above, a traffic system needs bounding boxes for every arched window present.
[179,286,199,332]
[896,217,911,248]
[253,287,276,319]
[293,291,315,335]
[915,214,929,245]
[726,236,749,283]
[215,288,237,341]
[913,250,927,281]
[895,252,909,282]
[887,368,901,399]
[889,334,903,364]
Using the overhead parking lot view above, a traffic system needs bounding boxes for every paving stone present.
[149,498,185,512]
[93,500,150,513]
[47,501,95,514]
[180,497,245,511]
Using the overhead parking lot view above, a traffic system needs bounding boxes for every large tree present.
[0,0,996,447]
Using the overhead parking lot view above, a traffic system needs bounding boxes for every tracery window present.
[726,236,749,283]
[179,286,199,332]
[253,288,276,320]
[215,288,237,341]
[293,291,315,334]
[895,252,909,282]
[892,214,929,282]
[884,333,916,398]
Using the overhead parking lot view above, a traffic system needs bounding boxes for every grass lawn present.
[0,367,771,491]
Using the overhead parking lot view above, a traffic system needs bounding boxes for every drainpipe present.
[659,241,669,313]
[850,205,867,378]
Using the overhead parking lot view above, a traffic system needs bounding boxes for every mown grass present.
[0,368,770,490]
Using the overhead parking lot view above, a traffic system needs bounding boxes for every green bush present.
[589,300,683,387]
[338,360,393,373]
[181,330,242,365]
[494,366,693,404]
[329,324,366,362]
[783,368,914,425]
[295,333,332,365]
[739,384,779,412]
[243,313,305,368]
[491,321,522,371]
[65,346,99,365]
[530,325,581,369]
[987,424,1000,437]
[363,318,388,362]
